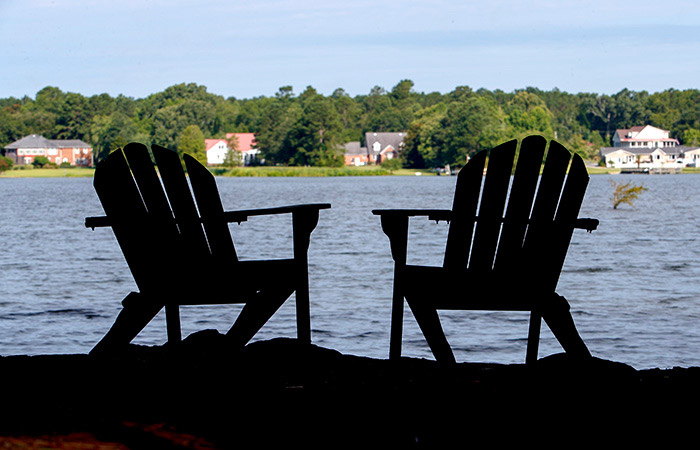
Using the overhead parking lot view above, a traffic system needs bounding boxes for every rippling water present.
[1,173,699,369]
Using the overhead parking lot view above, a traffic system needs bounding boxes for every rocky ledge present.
[2,330,699,448]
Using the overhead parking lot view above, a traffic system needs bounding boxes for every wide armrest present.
[574,218,599,232]
[373,209,598,232]
[372,209,452,222]
[86,203,331,229]
[222,203,331,224]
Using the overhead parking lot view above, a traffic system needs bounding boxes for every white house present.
[612,125,679,149]
[600,125,699,168]
[204,133,260,166]
[682,147,700,167]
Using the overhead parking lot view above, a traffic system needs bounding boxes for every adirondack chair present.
[373,135,598,364]
[86,143,330,354]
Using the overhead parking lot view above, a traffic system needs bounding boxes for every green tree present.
[178,124,206,164]
[0,155,13,172]
[381,157,402,173]
[90,113,141,163]
[683,128,700,146]
[430,97,505,166]
[32,156,50,168]
[223,134,242,167]
[504,91,554,140]
[281,91,343,166]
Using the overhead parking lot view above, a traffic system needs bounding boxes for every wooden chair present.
[373,136,598,364]
[86,143,330,354]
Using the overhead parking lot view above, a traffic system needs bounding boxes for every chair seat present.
[401,265,544,311]
[175,259,297,306]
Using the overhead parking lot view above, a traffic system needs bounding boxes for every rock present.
[1,338,699,447]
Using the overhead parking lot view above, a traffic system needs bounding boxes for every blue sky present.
[1,0,699,99]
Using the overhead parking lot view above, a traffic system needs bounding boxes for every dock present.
[620,167,682,174]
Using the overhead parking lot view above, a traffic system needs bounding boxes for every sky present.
[1,0,699,100]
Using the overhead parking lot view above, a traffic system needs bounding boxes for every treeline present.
[1,81,699,168]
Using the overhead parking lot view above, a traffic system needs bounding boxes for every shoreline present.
[3,166,700,178]
[2,332,700,447]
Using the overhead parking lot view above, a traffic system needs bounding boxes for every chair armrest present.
[374,210,453,264]
[223,203,331,224]
[373,209,599,232]
[372,209,452,223]
[86,203,331,229]
[574,218,599,232]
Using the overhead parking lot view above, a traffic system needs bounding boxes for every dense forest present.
[1,81,699,168]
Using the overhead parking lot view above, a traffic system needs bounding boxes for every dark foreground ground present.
[2,331,700,448]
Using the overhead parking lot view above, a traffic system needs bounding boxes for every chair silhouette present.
[373,136,598,364]
[86,143,330,353]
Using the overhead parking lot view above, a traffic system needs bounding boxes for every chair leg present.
[226,286,294,349]
[525,312,542,364]
[541,294,591,359]
[90,292,163,355]
[389,290,405,361]
[406,298,456,364]
[165,304,181,344]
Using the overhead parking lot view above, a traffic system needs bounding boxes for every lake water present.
[1,173,699,369]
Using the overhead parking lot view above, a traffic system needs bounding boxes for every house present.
[612,125,679,149]
[3,134,93,166]
[343,132,406,165]
[600,125,699,168]
[204,132,260,166]
[365,132,406,164]
[682,147,700,167]
[343,141,368,166]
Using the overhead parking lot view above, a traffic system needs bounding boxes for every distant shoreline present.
[2,165,699,178]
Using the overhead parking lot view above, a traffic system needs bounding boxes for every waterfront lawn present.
[0,167,95,178]
[210,165,437,177]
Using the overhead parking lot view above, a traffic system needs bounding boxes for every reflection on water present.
[1,174,699,369]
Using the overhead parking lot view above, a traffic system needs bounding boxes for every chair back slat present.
[467,139,516,272]
[545,153,590,290]
[493,135,546,273]
[93,149,157,293]
[443,150,486,270]
[521,141,572,280]
[151,145,211,263]
[122,143,178,236]
[185,154,238,264]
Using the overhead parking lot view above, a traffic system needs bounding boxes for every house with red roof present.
[612,125,679,149]
[599,125,700,168]
[205,132,260,166]
[3,134,93,166]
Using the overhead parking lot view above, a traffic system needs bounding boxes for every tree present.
[178,124,206,164]
[611,180,648,209]
[381,157,402,173]
[683,128,700,146]
[32,156,50,168]
[281,93,343,166]
[223,133,242,167]
[90,112,141,163]
[504,91,554,140]
[0,155,13,172]
[429,97,505,166]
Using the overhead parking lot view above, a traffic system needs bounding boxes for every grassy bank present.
[2,164,695,178]
[0,167,95,178]
[210,166,437,177]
